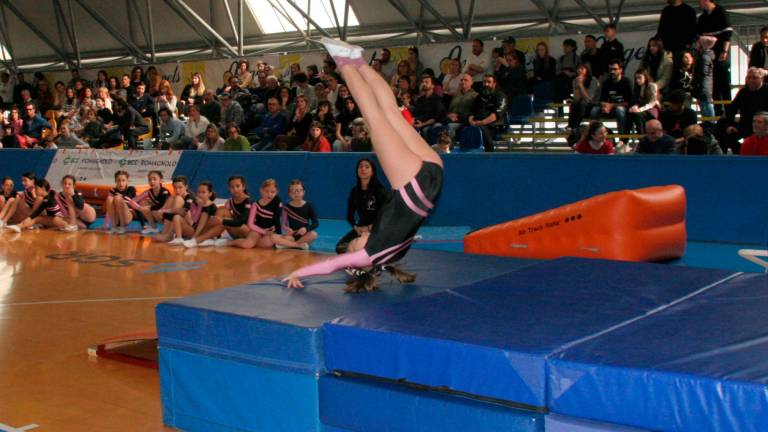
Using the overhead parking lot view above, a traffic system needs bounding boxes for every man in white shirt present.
[464,39,490,92]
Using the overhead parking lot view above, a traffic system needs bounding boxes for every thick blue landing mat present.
[323,259,737,409]
[319,376,544,432]
[550,272,768,432]
[156,249,534,374]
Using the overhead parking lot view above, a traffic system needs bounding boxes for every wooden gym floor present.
[0,229,320,431]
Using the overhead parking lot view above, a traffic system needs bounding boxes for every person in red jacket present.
[575,121,615,154]
[741,112,768,156]
[303,121,331,152]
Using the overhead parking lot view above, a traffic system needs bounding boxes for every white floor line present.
[0,296,180,307]
[0,423,38,432]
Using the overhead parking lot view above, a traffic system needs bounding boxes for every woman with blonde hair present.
[180,72,206,108]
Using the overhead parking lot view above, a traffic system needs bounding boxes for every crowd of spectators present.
[0,0,766,155]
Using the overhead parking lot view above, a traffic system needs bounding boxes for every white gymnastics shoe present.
[63,224,79,232]
[168,238,185,246]
[141,226,159,235]
[214,238,230,247]
[6,225,21,233]
[199,239,216,247]
[319,37,363,59]
[183,239,198,248]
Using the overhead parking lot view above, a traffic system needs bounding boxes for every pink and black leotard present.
[281,202,319,239]
[293,161,443,279]
[246,196,282,234]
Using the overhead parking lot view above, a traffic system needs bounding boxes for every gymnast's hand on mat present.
[283,272,304,289]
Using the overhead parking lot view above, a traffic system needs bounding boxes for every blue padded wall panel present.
[319,376,544,432]
[0,149,56,184]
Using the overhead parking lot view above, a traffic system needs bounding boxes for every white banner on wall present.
[44,31,655,95]
[45,149,181,186]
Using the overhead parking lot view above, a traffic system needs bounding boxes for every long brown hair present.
[344,266,417,293]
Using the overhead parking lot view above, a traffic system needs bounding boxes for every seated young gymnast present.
[284,38,444,292]
[153,175,193,245]
[130,170,171,235]
[0,177,16,216]
[57,175,97,230]
[275,179,319,250]
[6,179,74,232]
[225,178,283,249]
[104,170,136,234]
[183,175,250,248]
[156,178,218,246]
[0,172,39,228]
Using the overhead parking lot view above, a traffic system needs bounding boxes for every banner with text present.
[45,149,181,186]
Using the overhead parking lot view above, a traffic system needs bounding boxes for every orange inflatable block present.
[464,185,686,262]
[76,182,174,207]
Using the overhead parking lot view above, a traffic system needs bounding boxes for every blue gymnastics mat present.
[156,249,535,432]
[324,258,768,431]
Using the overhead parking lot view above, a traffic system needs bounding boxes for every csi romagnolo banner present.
[45,149,181,186]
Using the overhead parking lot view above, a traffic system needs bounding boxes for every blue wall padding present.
[159,347,321,432]
[0,149,56,184]
[2,149,767,244]
[549,272,768,432]
[545,414,650,432]
[323,259,736,408]
[319,376,544,432]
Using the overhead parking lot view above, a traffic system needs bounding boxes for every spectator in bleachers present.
[568,63,600,130]
[181,105,209,150]
[96,87,113,112]
[20,103,50,148]
[748,26,768,70]
[442,58,463,100]
[445,73,478,138]
[635,119,676,154]
[389,61,415,93]
[79,108,104,147]
[432,131,452,154]
[370,58,384,78]
[219,93,244,132]
[107,76,120,99]
[334,96,361,151]
[252,98,287,151]
[36,80,54,115]
[740,111,768,156]
[303,121,331,152]
[306,65,322,86]
[8,107,22,135]
[292,72,317,111]
[723,67,768,154]
[407,47,424,79]
[678,124,722,154]
[313,100,336,142]
[222,122,250,151]
[468,74,506,152]
[591,59,631,136]
[236,60,253,89]
[118,74,133,100]
[465,39,491,92]
[556,39,581,102]
[79,87,94,108]
[53,120,89,149]
[130,82,155,120]
[334,84,351,116]
[59,88,78,122]
[581,35,603,78]
[626,68,660,134]
[199,123,225,151]
[697,0,733,107]
[313,82,328,106]
[147,67,162,97]
[669,51,695,104]
[200,90,221,127]
[659,89,697,147]
[599,24,625,73]
[323,72,341,113]
[73,80,85,99]
[695,36,716,117]
[154,80,177,117]
[322,58,338,78]
[575,121,615,154]
[52,81,66,111]
[95,98,113,124]
[1,124,19,148]
[349,118,372,152]
[278,86,295,113]
[17,89,37,113]
[502,37,527,69]
[93,70,109,92]
[66,69,80,89]
[0,72,13,107]
[179,72,206,112]
[130,66,145,88]
[495,52,527,101]
[275,95,312,151]
[379,48,396,81]
[111,98,148,149]
[531,42,557,89]
[656,0,698,55]
[156,107,184,149]
[641,37,673,97]
[394,75,414,101]
[412,75,446,140]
